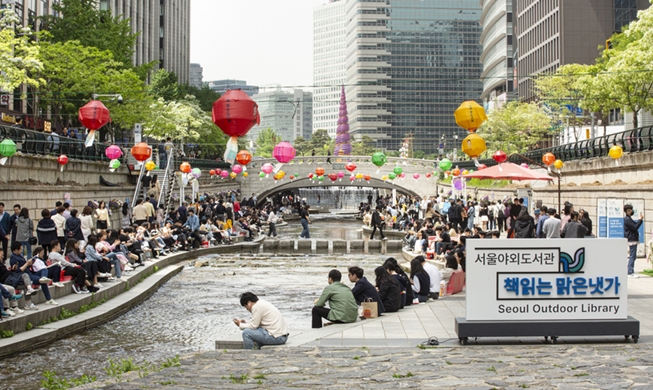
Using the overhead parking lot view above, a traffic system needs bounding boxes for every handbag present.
[361,298,379,319]
[28,236,37,245]
[97,220,108,229]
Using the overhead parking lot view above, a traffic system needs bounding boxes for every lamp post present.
[453,134,458,161]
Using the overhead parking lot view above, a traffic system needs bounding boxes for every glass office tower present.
[344,0,483,155]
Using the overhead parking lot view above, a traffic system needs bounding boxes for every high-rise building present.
[252,87,313,143]
[189,63,203,88]
[313,0,346,138]
[207,79,260,97]
[340,0,484,154]
[100,0,191,84]
[516,0,650,102]
[479,0,515,113]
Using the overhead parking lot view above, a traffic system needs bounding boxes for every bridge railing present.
[245,155,437,170]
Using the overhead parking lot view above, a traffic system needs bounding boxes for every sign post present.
[456,239,639,344]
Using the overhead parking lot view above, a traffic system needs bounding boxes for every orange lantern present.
[130,142,152,162]
[452,168,461,176]
[445,170,451,176]
[542,152,556,166]
[180,162,192,173]
[236,150,252,166]
[209,169,216,176]
[315,167,325,176]
[363,174,371,181]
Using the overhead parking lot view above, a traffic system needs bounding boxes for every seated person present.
[234,292,289,350]
[374,266,401,313]
[312,269,358,328]
[9,242,57,306]
[1,283,23,317]
[348,266,384,315]
[234,216,253,241]
[413,232,425,253]
[409,257,430,303]
[362,211,372,227]
[441,254,462,284]
[49,240,98,293]
[0,248,35,311]
[29,247,64,288]
[419,255,443,300]
[434,226,451,254]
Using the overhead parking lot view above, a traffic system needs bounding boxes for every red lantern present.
[363,174,371,181]
[130,142,152,162]
[492,150,507,164]
[272,142,296,164]
[445,170,451,176]
[180,162,191,173]
[308,173,314,179]
[315,167,325,176]
[79,101,111,130]
[542,152,556,166]
[215,169,222,175]
[57,154,68,172]
[289,175,295,180]
[328,173,338,182]
[212,90,260,138]
[426,172,432,179]
[345,162,357,172]
[236,150,252,166]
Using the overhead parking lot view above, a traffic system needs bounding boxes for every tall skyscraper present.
[189,63,203,88]
[207,79,260,97]
[479,0,515,113]
[340,0,483,154]
[312,0,346,138]
[252,87,313,143]
[516,0,650,102]
[100,0,191,84]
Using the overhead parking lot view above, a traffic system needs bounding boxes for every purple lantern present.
[334,85,353,156]
[105,145,122,160]
[272,141,296,164]
[453,177,466,191]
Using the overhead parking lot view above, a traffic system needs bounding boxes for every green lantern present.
[0,139,17,165]
[259,172,265,178]
[439,158,453,171]
[318,175,324,181]
[388,172,397,180]
[371,152,387,169]
[393,166,403,175]
[109,159,121,172]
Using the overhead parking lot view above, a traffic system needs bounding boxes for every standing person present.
[132,200,149,226]
[561,211,588,238]
[0,203,10,259]
[507,198,522,238]
[141,173,152,200]
[496,201,506,233]
[535,206,549,238]
[15,208,34,259]
[36,209,57,258]
[466,202,476,231]
[52,206,67,247]
[94,201,110,230]
[542,208,561,238]
[234,292,289,350]
[370,206,385,240]
[177,203,188,224]
[121,202,132,229]
[514,209,535,238]
[299,205,311,239]
[80,206,95,241]
[326,150,331,164]
[65,209,84,241]
[579,209,593,237]
[161,137,173,169]
[312,269,358,328]
[624,204,644,278]
[267,208,278,238]
[9,204,20,247]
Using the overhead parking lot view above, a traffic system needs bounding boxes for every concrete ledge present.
[215,340,245,350]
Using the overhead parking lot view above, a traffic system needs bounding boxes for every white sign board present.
[597,198,607,238]
[607,198,624,238]
[466,239,627,321]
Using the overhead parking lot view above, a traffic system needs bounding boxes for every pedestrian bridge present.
[240,155,441,201]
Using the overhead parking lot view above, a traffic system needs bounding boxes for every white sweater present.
[238,299,288,338]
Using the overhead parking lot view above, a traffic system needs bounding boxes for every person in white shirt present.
[267,209,279,237]
[234,292,289,349]
[420,256,443,299]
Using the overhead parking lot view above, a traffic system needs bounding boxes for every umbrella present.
[463,162,553,181]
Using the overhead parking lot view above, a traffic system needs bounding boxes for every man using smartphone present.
[234,292,289,349]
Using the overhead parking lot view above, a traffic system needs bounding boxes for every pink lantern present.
[400,173,405,179]
[520,163,530,169]
[272,141,296,164]
[413,173,420,180]
[105,145,122,160]
[337,171,344,181]
[349,174,355,182]
[220,170,229,179]
[261,163,274,176]
[232,164,243,174]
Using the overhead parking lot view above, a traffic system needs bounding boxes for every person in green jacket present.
[312,269,359,328]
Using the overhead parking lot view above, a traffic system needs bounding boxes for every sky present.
[190,0,328,90]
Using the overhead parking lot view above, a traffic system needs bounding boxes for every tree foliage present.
[255,127,281,157]
[143,96,214,141]
[351,135,378,155]
[0,9,43,92]
[41,0,138,68]
[148,69,180,101]
[478,101,552,154]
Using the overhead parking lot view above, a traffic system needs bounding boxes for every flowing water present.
[298,187,378,210]
[0,219,393,389]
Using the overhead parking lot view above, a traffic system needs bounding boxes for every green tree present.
[351,135,377,155]
[534,67,585,142]
[254,127,281,157]
[148,69,180,101]
[179,84,220,112]
[0,9,44,92]
[144,96,214,141]
[478,101,552,154]
[571,63,618,136]
[308,129,333,155]
[292,136,311,156]
[41,0,138,68]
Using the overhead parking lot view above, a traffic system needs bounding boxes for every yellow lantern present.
[381,175,388,181]
[461,133,486,158]
[609,145,623,160]
[553,159,564,170]
[454,101,487,132]
[278,170,285,178]
[462,169,469,175]
[243,172,249,178]
[145,160,156,171]
[229,172,237,179]
[355,173,363,179]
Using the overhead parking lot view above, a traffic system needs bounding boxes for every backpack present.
[488,208,494,219]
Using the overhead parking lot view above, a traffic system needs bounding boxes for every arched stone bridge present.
[239,155,441,200]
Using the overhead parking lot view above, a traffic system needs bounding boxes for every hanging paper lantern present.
[462,170,469,175]
[317,175,324,182]
[337,171,344,181]
[145,160,156,172]
[413,173,420,180]
[215,169,222,175]
[212,90,260,163]
[381,175,388,181]
[393,166,403,176]
[109,159,121,172]
[328,173,338,182]
[289,175,295,180]
[478,164,487,170]
[236,150,253,166]
[554,159,564,170]
[345,162,357,172]
[261,163,274,177]
[220,170,229,179]
[191,168,201,178]
[0,139,17,165]
[439,159,453,171]
[492,150,507,164]
[179,162,192,173]
[461,133,486,160]
[542,152,556,166]
[308,173,314,179]
[355,173,363,180]
[232,164,243,174]
[425,172,432,179]
[363,174,371,182]
[277,170,286,179]
[131,142,152,162]
[105,145,122,160]
[272,141,296,164]
[230,172,237,179]
[209,169,216,176]
[79,100,111,147]
[350,175,356,182]
[520,163,529,169]
[315,167,325,176]
[243,172,249,178]
[453,177,466,191]
[259,172,265,179]
[371,152,387,172]
[57,155,68,172]
[452,168,461,176]
[388,172,397,180]
[445,171,451,176]
[609,145,623,160]
[454,100,487,132]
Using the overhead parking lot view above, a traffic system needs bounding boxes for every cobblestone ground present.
[99,344,653,389]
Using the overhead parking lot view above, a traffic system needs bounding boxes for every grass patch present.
[392,372,414,379]
[41,371,96,390]
[25,322,33,331]
[640,269,653,277]
[253,374,266,380]
[574,373,589,377]
[445,360,452,365]
[352,356,360,360]
[229,374,249,384]
[1,329,15,338]
[486,366,497,372]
